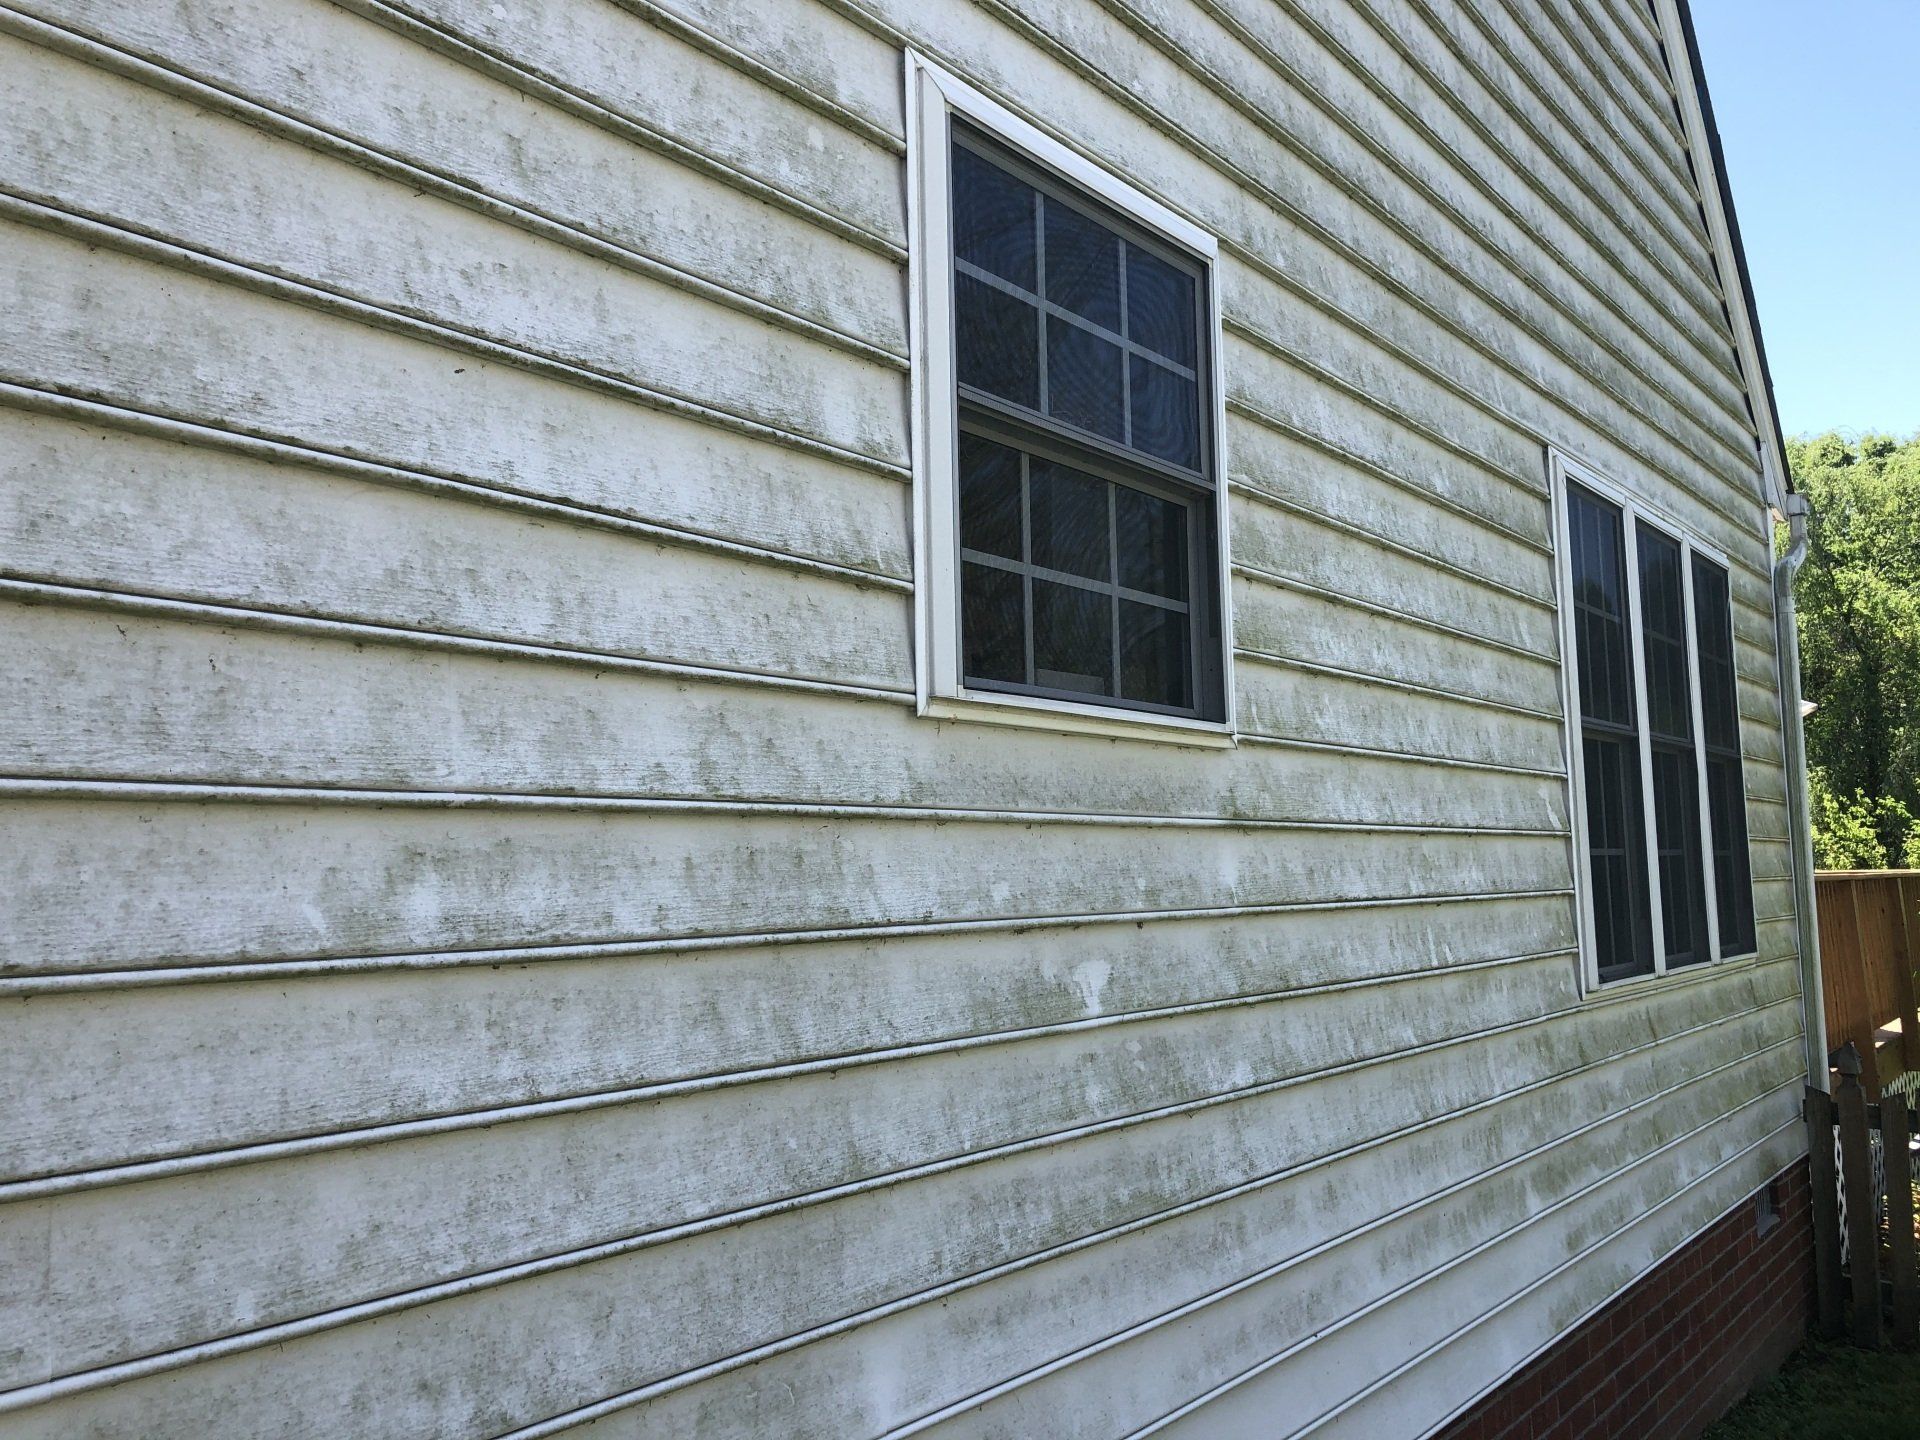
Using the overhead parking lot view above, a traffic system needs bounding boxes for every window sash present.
[1558,468,1757,988]
[944,120,1221,722]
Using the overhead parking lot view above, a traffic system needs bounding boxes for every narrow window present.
[1692,555,1756,955]
[1567,483,1655,982]
[950,129,1221,717]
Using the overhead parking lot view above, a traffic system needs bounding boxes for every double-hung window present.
[1555,457,1758,986]
[905,53,1231,741]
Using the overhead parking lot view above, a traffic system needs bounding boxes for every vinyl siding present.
[0,0,1802,1436]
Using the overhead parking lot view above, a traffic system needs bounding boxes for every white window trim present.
[903,50,1236,748]
[1549,449,1759,994]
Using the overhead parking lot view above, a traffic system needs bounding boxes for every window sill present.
[921,690,1237,748]
[1583,948,1764,998]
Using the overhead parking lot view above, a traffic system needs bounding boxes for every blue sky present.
[1688,0,1920,439]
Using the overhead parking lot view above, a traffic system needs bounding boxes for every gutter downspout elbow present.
[1773,494,1826,1091]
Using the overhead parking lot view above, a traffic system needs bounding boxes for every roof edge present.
[1652,0,1792,511]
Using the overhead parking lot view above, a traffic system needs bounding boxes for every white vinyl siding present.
[1,2,1797,1436]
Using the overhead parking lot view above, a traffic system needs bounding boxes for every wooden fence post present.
[1837,1045,1884,1347]
[1847,884,1884,1098]
[1807,1085,1845,1338]
[1887,1090,1918,1350]
[1896,876,1920,1080]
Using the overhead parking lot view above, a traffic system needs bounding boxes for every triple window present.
[1558,465,1757,985]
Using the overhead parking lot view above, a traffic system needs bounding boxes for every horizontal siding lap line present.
[1144,1092,1804,1439]
[0,577,1595,786]
[1233,646,1562,723]
[0,384,915,587]
[0,890,1580,998]
[568,0,902,152]
[1220,317,1557,504]
[1232,560,1559,666]
[1599,0,1669,62]
[1225,478,1554,612]
[0,983,1795,1422]
[0,578,917,703]
[1235,731,1566,781]
[1283,0,1716,307]
[952,0,1769,505]
[1153,0,1743,406]
[1,945,1582,1197]
[0,7,907,359]
[1222,395,1550,558]
[335,0,902,246]
[0,191,911,478]
[0,579,1578,787]
[0,778,1570,836]
[893,1039,1801,1440]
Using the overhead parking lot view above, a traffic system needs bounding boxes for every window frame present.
[1549,450,1759,991]
[904,50,1235,746]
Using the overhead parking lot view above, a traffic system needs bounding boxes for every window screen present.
[951,129,1220,718]
[1692,555,1756,956]
[1568,484,1654,982]
[1637,524,1710,967]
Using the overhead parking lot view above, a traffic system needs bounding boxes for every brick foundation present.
[1435,1161,1813,1440]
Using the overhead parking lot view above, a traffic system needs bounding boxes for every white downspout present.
[1774,493,1826,1090]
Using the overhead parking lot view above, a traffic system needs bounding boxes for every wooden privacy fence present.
[1808,1048,1918,1348]
[1817,870,1920,1098]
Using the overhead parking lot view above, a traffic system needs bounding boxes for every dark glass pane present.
[1636,527,1692,741]
[1043,196,1121,330]
[1120,599,1188,707]
[1029,458,1109,581]
[1033,579,1112,696]
[1652,744,1710,966]
[1115,485,1187,599]
[1691,554,1754,955]
[1584,734,1654,981]
[1129,356,1200,469]
[1568,487,1634,729]
[1045,317,1124,442]
[956,275,1038,408]
[1708,757,1757,954]
[953,143,1036,290]
[961,560,1024,686]
[1126,245,1197,366]
[959,433,1023,562]
[1692,556,1741,753]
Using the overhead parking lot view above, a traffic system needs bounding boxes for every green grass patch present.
[1704,1341,1920,1439]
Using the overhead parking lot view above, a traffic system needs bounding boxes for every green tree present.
[1806,766,1920,869]
[1787,431,1920,866]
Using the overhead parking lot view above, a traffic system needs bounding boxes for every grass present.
[1702,1341,1920,1440]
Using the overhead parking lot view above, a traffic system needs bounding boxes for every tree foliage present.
[1787,431,1920,866]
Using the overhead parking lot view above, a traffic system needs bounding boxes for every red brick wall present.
[1434,1162,1813,1440]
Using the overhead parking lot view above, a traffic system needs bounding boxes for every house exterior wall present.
[1435,1161,1813,1440]
[0,1,1802,1436]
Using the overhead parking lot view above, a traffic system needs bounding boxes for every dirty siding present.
[0,0,1801,1436]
